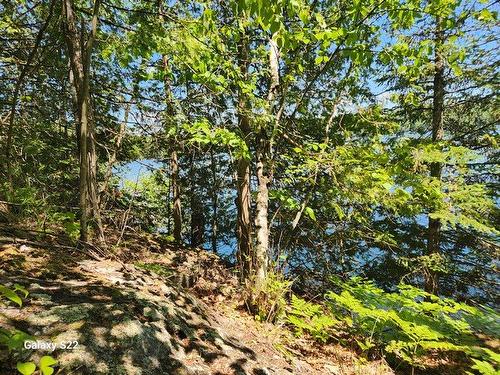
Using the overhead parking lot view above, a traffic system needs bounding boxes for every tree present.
[425,15,445,294]
[379,0,499,295]
[4,0,56,193]
[2,0,497,314]
[62,0,103,242]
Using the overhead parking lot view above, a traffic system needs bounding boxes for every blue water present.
[114,159,236,257]
[113,159,163,186]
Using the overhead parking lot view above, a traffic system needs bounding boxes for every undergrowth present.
[286,294,337,343]
[250,271,292,323]
[0,284,58,374]
[283,276,500,374]
[135,262,173,278]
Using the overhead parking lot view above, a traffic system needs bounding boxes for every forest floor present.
[0,224,393,375]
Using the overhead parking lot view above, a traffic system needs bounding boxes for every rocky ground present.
[0,226,393,374]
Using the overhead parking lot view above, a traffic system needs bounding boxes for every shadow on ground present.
[0,235,277,375]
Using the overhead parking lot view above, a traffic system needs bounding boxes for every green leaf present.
[470,359,497,375]
[0,285,23,306]
[7,331,35,351]
[39,356,58,375]
[314,55,325,65]
[13,284,29,298]
[315,13,326,28]
[16,362,36,375]
[299,9,309,23]
[477,9,496,22]
[332,203,345,219]
[305,206,316,221]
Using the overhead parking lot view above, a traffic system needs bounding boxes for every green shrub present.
[286,294,337,342]
[50,211,80,242]
[0,284,32,354]
[325,277,500,371]
[251,272,292,323]
[7,187,40,210]
[0,284,58,374]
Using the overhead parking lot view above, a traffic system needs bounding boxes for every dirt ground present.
[0,226,393,375]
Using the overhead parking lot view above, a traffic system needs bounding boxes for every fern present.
[286,295,337,342]
[325,277,500,372]
[468,359,499,375]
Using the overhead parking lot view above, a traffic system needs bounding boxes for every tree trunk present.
[162,54,182,243]
[166,161,172,235]
[236,155,252,280]
[171,149,182,243]
[426,19,445,295]
[62,0,101,243]
[236,31,253,281]
[254,150,269,289]
[190,200,205,247]
[253,37,280,290]
[190,199,205,247]
[79,99,90,242]
[190,152,204,247]
[87,113,105,243]
[210,149,218,253]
